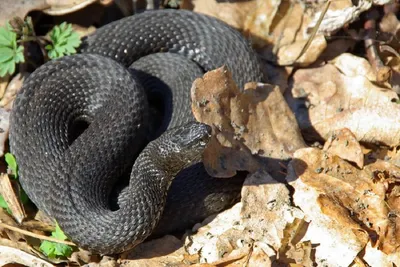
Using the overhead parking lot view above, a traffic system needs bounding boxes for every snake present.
[9,9,264,254]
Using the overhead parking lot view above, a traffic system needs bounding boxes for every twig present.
[364,9,392,83]
[292,0,331,64]
[0,221,76,246]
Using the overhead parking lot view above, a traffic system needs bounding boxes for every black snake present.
[9,9,264,254]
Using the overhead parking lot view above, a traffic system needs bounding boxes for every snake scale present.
[9,9,264,254]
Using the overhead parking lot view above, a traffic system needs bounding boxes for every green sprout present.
[45,22,81,59]
[40,223,74,259]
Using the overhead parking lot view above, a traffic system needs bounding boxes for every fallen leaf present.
[120,235,185,266]
[191,0,327,66]
[307,0,391,35]
[0,0,49,26]
[286,53,400,146]
[0,209,25,242]
[0,76,10,101]
[323,128,364,168]
[43,0,112,16]
[289,147,400,265]
[277,35,327,66]
[0,174,26,223]
[185,169,304,265]
[190,0,257,32]
[363,241,400,266]
[191,66,306,177]
[331,53,377,81]
[0,72,29,111]
[288,148,371,266]
[0,245,53,266]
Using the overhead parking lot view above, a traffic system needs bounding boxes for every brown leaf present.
[0,174,26,223]
[0,0,49,26]
[323,128,364,168]
[0,72,28,111]
[0,209,25,242]
[191,0,326,66]
[289,147,400,265]
[120,235,186,266]
[277,35,327,66]
[286,53,400,146]
[0,245,53,266]
[185,170,304,264]
[191,66,306,177]
[190,0,258,33]
[288,148,371,265]
[43,0,105,16]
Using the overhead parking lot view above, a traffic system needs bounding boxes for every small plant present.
[0,24,24,77]
[40,223,74,259]
[0,17,81,77]
[46,22,81,59]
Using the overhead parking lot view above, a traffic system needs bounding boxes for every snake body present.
[9,10,264,254]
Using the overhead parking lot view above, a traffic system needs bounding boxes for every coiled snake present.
[9,9,264,254]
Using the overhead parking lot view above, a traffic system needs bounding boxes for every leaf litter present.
[2,0,400,266]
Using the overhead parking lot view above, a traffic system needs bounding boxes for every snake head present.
[149,122,212,177]
[168,122,211,151]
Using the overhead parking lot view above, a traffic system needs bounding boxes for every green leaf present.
[46,22,81,59]
[0,24,24,77]
[0,195,11,214]
[40,222,73,259]
[0,48,13,63]
[5,153,18,178]
[40,241,57,258]
[52,223,68,240]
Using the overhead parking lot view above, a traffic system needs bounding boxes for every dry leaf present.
[0,174,26,223]
[0,76,10,100]
[307,0,391,35]
[0,0,49,26]
[323,128,364,168]
[191,0,326,66]
[288,148,370,266]
[288,147,400,265]
[121,235,184,265]
[286,53,400,146]
[43,0,112,15]
[191,66,306,177]
[185,170,304,264]
[0,245,53,266]
[0,72,29,111]
[277,35,327,66]
[331,53,377,81]
[0,209,25,242]
[363,241,400,266]
[190,0,257,32]
[248,0,327,66]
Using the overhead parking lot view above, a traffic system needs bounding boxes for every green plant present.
[45,22,81,59]
[40,223,74,259]
[0,18,81,77]
[0,24,24,77]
